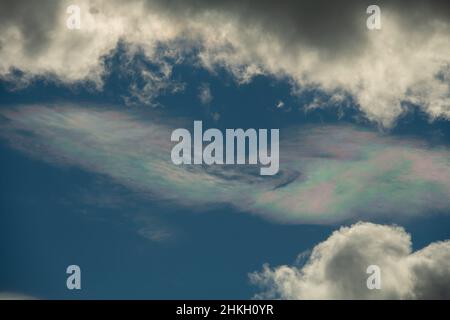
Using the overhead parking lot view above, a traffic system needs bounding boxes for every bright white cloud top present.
[250,222,450,299]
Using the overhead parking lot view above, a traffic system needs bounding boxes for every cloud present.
[0,1,449,126]
[134,216,174,242]
[198,83,213,105]
[276,101,285,109]
[2,104,450,224]
[122,53,186,106]
[137,227,172,242]
[250,222,450,299]
[0,292,37,300]
[253,125,450,223]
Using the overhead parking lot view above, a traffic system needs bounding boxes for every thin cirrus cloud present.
[250,222,450,299]
[1,104,450,224]
[0,292,37,300]
[0,0,449,126]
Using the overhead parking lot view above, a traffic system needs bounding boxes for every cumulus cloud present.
[0,1,449,126]
[2,104,450,224]
[250,222,450,299]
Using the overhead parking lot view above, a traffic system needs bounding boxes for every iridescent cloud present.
[1,104,450,224]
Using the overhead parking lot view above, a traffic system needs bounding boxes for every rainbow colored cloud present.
[1,104,450,224]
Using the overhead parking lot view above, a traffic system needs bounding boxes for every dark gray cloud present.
[0,0,61,56]
[0,0,449,125]
[1,0,449,65]
[146,0,450,56]
[3,0,450,57]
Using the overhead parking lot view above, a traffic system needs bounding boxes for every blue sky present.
[1,0,450,299]
[0,53,337,298]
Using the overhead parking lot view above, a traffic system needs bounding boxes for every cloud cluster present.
[250,222,450,299]
[2,104,450,224]
[0,1,449,125]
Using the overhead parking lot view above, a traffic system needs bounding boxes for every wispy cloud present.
[1,104,450,224]
[198,83,213,105]
[0,292,37,300]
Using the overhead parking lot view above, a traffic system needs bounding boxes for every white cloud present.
[276,101,284,109]
[250,222,450,299]
[0,1,449,126]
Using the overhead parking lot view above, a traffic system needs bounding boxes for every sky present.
[1,0,450,299]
